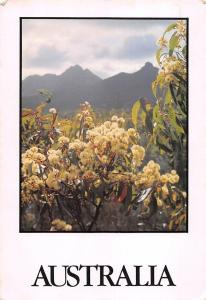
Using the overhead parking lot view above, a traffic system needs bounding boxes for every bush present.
[21,100,187,232]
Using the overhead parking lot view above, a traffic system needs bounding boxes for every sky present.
[22,19,175,79]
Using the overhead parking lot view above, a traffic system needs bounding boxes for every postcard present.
[0,0,206,299]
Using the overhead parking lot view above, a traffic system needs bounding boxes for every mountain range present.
[22,62,158,112]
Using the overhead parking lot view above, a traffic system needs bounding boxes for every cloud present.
[94,46,111,59]
[93,19,176,31]
[24,46,68,68]
[116,34,156,60]
[22,19,180,78]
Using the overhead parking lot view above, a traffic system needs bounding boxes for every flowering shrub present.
[21,100,187,232]
[153,20,187,186]
[21,21,187,232]
[132,21,187,189]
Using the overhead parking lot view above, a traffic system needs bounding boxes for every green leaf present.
[131,100,141,129]
[173,72,187,85]
[153,104,161,123]
[145,111,153,133]
[163,23,177,37]
[168,105,184,135]
[140,110,146,126]
[156,48,162,65]
[156,135,173,153]
[182,45,187,58]
[152,81,157,98]
[146,103,152,112]
[169,33,179,56]
[169,83,178,105]
[165,88,172,105]
[152,104,165,133]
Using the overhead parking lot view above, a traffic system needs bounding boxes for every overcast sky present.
[22,19,175,79]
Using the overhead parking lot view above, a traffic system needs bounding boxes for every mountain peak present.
[143,62,156,70]
[132,62,158,76]
[22,63,158,111]
[60,65,102,83]
[84,68,92,73]
[145,62,153,67]
[70,64,83,71]
[61,64,83,76]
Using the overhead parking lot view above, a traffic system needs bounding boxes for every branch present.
[57,196,86,232]
[87,200,103,232]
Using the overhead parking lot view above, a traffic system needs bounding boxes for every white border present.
[0,1,206,300]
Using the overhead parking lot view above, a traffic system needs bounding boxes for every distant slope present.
[22,62,158,111]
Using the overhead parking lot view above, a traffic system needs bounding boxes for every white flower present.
[49,108,57,114]
[58,136,70,145]
[111,115,118,122]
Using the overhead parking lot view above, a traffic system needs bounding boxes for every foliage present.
[132,20,187,189]
[21,21,187,232]
[21,100,187,232]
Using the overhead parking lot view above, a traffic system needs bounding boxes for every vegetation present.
[21,21,187,232]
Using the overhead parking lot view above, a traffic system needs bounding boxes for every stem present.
[173,73,187,85]
[56,196,64,219]
[57,196,86,231]
[87,200,103,232]
[33,202,48,230]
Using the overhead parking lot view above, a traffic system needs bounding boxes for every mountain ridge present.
[22,62,158,111]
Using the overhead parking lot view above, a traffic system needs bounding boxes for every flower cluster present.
[164,56,185,74]
[161,184,169,199]
[160,170,179,184]
[21,111,181,196]
[69,139,85,153]
[76,101,94,128]
[108,171,136,184]
[22,147,46,176]
[50,219,72,231]
[67,164,80,181]
[47,149,62,165]
[157,56,186,85]
[21,101,186,233]
[131,145,145,167]
[46,169,60,190]
[135,160,160,188]
[22,175,44,191]
[58,136,70,145]
[155,21,187,86]
[176,20,186,36]
[86,116,139,160]
[157,37,167,48]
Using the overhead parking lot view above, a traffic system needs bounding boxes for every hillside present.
[22,62,158,111]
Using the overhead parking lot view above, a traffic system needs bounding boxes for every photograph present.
[20,18,188,232]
